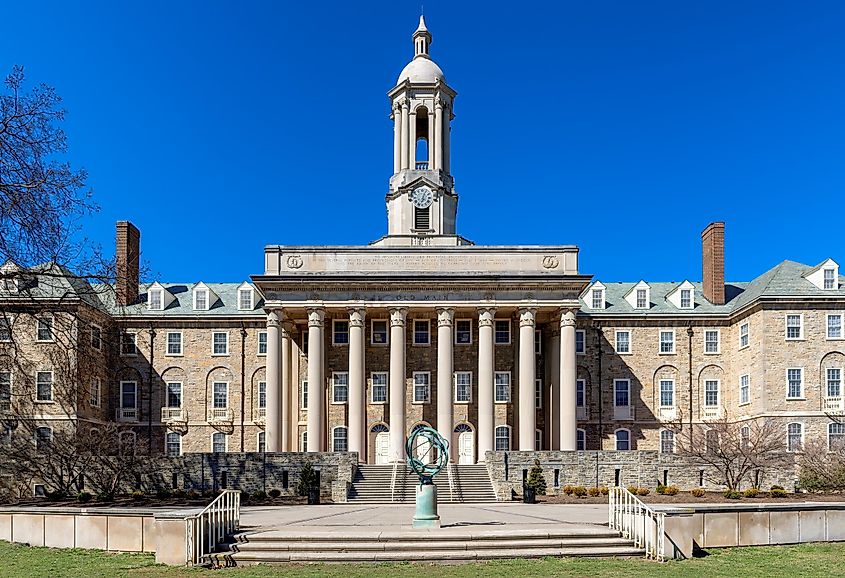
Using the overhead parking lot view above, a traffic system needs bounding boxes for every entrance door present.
[375,432,389,464]
[458,431,474,464]
[415,436,434,464]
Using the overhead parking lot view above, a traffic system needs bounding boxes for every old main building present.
[2,17,844,469]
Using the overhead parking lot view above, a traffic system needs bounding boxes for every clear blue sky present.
[2,1,843,283]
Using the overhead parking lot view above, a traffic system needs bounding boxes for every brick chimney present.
[115,221,140,306]
[702,221,725,305]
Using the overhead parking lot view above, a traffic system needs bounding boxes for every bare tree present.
[674,417,786,490]
[797,438,845,492]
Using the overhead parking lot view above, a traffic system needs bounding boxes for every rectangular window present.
[739,323,749,349]
[614,379,630,407]
[121,381,137,409]
[36,317,53,341]
[534,329,541,355]
[413,319,430,345]
[167,381,182,408]
[238,288,253,310]
[828,368,842,398]
[258,331,267,355]
[258,381,266,409]
[0,372,11,409]
[455,319,472,344]
[302,332,308,355]
[636,289,647,308]
[333,320,349,345]
[828,315,843,340]
[301,380,308,409]
[494,320,510,344]
[413,372,430,403]
[371,372,388,403]
[258,432,265,453]
[494,372,511,402]
[704,330,720,354]
[786,314,803,340]
[704,380,719,407]
[36,427,52,451]
[535,378,543,409]
[90,324,102,350]
[0,316,11,342]
[787,368,803,399]
[36,371,53,402]
[212,433,226,453]
[615,330,630,354]
[740,374,750,405]
[90,377,101,407]
[787,423,803,452]
[166,332,182,355]
[659,330,675,354]
[824,268,836,289]
[332,372,349,403]
[212,332,228,355]
[576,429,585,451]
[680,289,692,309]
[121,332,137,355]
[659,379,674,407]
[194,289,208,310]
[166,433,181,456]
[149,289,163,310]
[575,330,585,354]
[371,320,389,345]
[455,371,471,403]
[495,426,510,451]
[213,382,228,408]
[591,288,603,309]
[576,379,585,407]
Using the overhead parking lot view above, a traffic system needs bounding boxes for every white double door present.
[458,431,474,464]
[375,432,390,464]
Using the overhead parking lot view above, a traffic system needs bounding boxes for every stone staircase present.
[211,527,643,564]
[347,464,497,503]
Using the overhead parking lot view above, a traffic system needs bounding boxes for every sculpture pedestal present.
[412,483,441,529]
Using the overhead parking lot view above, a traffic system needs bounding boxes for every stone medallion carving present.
[286,255,303,269]
[542,255,560,269]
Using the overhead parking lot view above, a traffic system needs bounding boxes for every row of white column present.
[264,306,578,461]
[393,99,450,174]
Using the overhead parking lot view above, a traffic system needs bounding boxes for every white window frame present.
[455,319,472,345]
[659,379,674,408]
[576,428,586,451]
[166,331,183,356]
[300,380,308,410]
[660,429,675,454]
[412,371,431,403]
[739,374,750,406]
[165,432,182,456]
[120,331,138,356]
[258,381,266,410]
[828,422,845,451]
[370,319,389,345]
[257,431,266,453]
[786,367,804,400]
[590,286,605,310]
[494,371,511,403]
[413,319,430,346]
[785,314,804,341]
[35,370,53,403]
[36,315,54,342]
[494,319,511,345]
[211,432,227,453]
[615,428,631,451]
[90,377,101,408]
[635,288,648,309]
[300,431,307,452]
[90,323,102,350]
[535,378,543,409]
[659,329,675,354]
[193,287,209,311]
[704,379,720,407]
[575,329,585,355]
[332,319,349,346]
[332,426,348,452]
[704,329,721,354]
[739,322,749,349]
[613,379,630,408]
[370,372,388,404]
[824,268,836,290]
[680,289,692,309]
[148,287,164,311]
[786,422,803,453]
[212,331,229,356]
[212,381,229,409]
[120,380,137,410]
[615,330,631,354]
[534,329,542,355]
[258,331,267,355]
[535,428,543,451]
[494,425,511,451]
[166,381,183,408]
[827,313,843,340]
[454,371,472,404]
[237,287,254,311]
[332,372,349,404]
[827,367,842,398]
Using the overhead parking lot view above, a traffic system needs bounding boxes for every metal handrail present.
[608,486,665,561]
[185,489,241,566]
[447,462,456,502]
[390,462,398,502]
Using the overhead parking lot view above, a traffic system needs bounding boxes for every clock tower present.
[372,16,470,247]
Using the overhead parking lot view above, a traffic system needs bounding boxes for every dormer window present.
[238,285,254,311]
[680,289,692,309]
[804,259,839,290]
[636,289,647,308]
[148,288,163,310]
[193,284,210,311]
[667,280,695,310]
[824,268,836,290]
[624,281,650,310]
[587,282,606,310]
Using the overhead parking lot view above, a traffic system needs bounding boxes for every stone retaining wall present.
[484,451,796,499]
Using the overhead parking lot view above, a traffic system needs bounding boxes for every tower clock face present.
[410,186,433,209]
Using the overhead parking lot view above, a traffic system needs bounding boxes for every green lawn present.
[3,540,844,578]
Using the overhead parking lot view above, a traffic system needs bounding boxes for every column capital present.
[518,307,537,327]
[280,321,295,337]
[389,307,408,326]
[266,309,281,327]
[436,307,455,327]
[348,307,366,327]
[477,307,497,326]
[559,308,577,327]
[307,307,325,327]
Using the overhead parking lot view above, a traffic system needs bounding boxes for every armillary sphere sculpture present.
[405,426,449,529]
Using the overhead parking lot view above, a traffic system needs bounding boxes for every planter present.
[523,486,536,504]
[307,487,320,505]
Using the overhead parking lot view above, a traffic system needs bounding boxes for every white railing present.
[185,489,241,566]
[608,486,665,561]
[161,407,185,422]
[702,406,721,421]
[658,406,677,420]
[255,408,266,424]
[614,405,634,421]
[210,407,234,422]
[116,407,138,422]
[824,396,844,414]
[415,161,429,170]
[390,462,398,502]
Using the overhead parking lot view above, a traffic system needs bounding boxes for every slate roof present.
[101,283,265,317]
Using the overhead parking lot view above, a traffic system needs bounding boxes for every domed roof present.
[397,56,446,84]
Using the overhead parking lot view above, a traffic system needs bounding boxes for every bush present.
[45,490,66,501]
[130,490,145,501]
[656,484,666,495]
[636,487,650,496]
[77,491,92,503]
[562,485,574,495]
[573,486,588,497]
[724,490,742,500]
[186,489,199,499]
[268,489,281,499]
[95,493,113,503]
[251,490,267,501]
[743,488,760,498]
[296,462,318,497]
[691,488,706,497]
[172,489,186,499]
[664,486,680,496]
[587,487,601,497]
[599,486,609,495]
[525,459,547,496]
[770,488,788,498]
[627,485,639,495]
[156,488,172,499]
[771,485,785,491]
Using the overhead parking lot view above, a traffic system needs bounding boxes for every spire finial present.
[413,14,431,57]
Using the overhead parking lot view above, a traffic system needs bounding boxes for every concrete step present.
[231,537,634,552]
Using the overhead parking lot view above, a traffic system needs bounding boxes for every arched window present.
[576,428,586,451]
[454,423,472,434]
[787,422,803,452]
[660,429,674,454]
[257,431,265,453]
[371,423,389,434]
[212,432,226,453]
[300,431,307,452]
[535,429,543,451]
[615,428,630,451]
[165,432,181,456]
[740,426,750,449]
[706,429,720,454]
[333,427,348,452]
[829,422,845,451]
[494,426,510,451]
